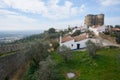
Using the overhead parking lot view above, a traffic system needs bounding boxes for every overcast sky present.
[0,0,120,31]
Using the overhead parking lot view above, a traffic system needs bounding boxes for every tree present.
[48,28,56,34]
[71,30,81,37]
[68,27,72,32]
[57,45,73,62]
[51,41,59,51]
[34,56,55,80]
[86,40,100,58]
[116,33,120,44]
[28,42,49,62]
[115,25,120,28]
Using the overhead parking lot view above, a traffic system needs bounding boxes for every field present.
[51,48,120,80]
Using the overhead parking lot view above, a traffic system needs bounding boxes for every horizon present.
[0,0,120,31]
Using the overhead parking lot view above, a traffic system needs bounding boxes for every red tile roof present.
[73,33,88,42]
[111,28,120,31]
[61,33,88,43]
[93,25,103,28]
[61,36,73,43]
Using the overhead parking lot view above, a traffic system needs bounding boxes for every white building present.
[89,25,106,36]
[60,33,89,50]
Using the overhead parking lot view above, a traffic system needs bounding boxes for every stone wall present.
[0,50,30,80]
[84,14,104,27]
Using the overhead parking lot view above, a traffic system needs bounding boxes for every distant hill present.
[0,30,43,38]
[0,30,43,44]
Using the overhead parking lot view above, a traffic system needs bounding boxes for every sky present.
[0,0,120,31]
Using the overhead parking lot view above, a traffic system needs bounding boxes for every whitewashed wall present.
[98,26,105,32]
[60,40,75,49]
[60,39,89,50]
[89,27,99,36]
[89,26,105,36]
[76,39,88,49]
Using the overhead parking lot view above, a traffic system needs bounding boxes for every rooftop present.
[111,28,120,31]
[61,36,73,43]
[61,33,88,43]
[73,33,88,42]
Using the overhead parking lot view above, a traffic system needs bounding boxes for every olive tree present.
[28,42,49,62]
[57,45,73,62]
[48,28,56,34]
[86,40,101,58]
[34,56,55,80]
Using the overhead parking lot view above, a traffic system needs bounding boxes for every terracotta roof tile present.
[73,33,88,42]
[61,33,88,43]
[111,28,120,31]
[61,36,73,43]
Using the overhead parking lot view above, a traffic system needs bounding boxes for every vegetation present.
[71,30,81,37]
[104,26,120,44]
[10,28,59,44]
[116,33,120,44]
[51,48,120,80]
[86,40,101,58]
[57,45,73,63]
[22,46,120,80]
[21,42,50,80]
[115,25,120,28]
[48,28,56,34]
[2,27,120,80]
[34,56,55,80]
[0,51,17,57]
[20,28,60,80]
[28,42,50,62]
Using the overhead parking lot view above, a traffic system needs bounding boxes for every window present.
[71,44,73,47]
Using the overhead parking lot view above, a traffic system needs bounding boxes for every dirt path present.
[11,62,30,80]
[95,36,120,47]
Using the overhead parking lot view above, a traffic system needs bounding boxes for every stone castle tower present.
[84,14,104,27]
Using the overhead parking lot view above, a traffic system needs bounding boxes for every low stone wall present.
[0,50,30,80]
[99,33,116,43]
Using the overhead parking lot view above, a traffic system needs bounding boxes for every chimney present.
[59,35,62,46]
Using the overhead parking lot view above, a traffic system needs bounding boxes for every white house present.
[60,33,89,50]
[89,25,106,36]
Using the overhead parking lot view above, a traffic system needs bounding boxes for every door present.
[77,44,80,49]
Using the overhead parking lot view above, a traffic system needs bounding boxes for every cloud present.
[0,9,36,23]
[0,0,86,19]
[0,9,84,30]
[1,0,47,14]
[0,9,18,15]
[79,4,85,12]
[0,1,6,8]
[99,0,120,6]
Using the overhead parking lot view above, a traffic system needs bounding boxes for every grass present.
[51,48,120,80]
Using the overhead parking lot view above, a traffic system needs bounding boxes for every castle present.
[84,14,104,27]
